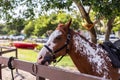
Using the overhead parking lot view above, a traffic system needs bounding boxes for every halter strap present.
[44,45,53,53]
[44,43,68,54]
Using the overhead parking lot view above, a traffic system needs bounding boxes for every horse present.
[37,19,120,80]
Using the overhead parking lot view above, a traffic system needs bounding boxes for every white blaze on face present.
[38,30,62,58]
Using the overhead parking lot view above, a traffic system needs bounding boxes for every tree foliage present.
[40,0,73,11]
[113,17,120,31]
[6,18,26,35]
[0,0,120,25]
[0,0,120,42]
[0,24,7,34]
[82,0,120,19]
[24,11,82,37]
[0,0,40,21]
[24,20,35,37]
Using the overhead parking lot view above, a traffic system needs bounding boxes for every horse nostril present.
[39,56,42,59]
[41,60,46,65]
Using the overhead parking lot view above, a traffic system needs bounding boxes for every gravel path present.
[2,67,78,80]
[2,68,36,80]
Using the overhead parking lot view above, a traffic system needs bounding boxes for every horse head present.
[37,19,72,65]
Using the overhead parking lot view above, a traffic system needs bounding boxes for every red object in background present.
[13,42,38,49]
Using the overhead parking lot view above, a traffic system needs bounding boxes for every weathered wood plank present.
[0,46,16,49]
[0,49,17,55]
[0,56,106,80]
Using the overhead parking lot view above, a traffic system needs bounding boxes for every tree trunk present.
[105,17,115,41]
[73,0,97,43]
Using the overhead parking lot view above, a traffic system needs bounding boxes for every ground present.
[2,68,36,80]
[2,67,78,80]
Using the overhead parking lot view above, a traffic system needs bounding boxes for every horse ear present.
[65,19,72,28]
[56,19,72,33]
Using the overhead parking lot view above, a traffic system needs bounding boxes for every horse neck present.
[68,31,112,77]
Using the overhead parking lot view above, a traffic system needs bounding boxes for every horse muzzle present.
[37,55,53,66]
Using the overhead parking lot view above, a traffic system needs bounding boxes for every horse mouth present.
[37,55,51,66]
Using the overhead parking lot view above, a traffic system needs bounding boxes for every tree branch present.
[72,0,97,43]
[93,17,104,25]
[87,6,92,14]
[72,0,88,19]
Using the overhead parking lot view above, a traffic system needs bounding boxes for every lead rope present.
[8,57,15,80]
[53,55,65,66]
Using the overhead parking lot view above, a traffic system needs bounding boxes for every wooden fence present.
[0,46,18,79]
[0,47,107,80]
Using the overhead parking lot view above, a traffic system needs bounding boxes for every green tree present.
[0,24,7,34]
[40,0,120,43]
[0,0,36,20]
[33,11,82,37]
[1,0,120,43]
[24,20,35,37]
[6,18,26,35]
[113,17,120,32]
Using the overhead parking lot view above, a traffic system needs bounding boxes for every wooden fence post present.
[0,48,2,79]
[0,62,1,80]
[15,48,18,73]
[15,48,18,59]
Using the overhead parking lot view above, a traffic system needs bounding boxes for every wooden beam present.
[0,49,17,55]
[0,46,16,49]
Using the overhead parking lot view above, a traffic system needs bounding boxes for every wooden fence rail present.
[0,46,17,57]
[0,56,107,80]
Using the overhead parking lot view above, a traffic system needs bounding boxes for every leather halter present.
[44,29,71,63]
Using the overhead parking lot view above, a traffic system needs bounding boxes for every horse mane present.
[75,31,97,50]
